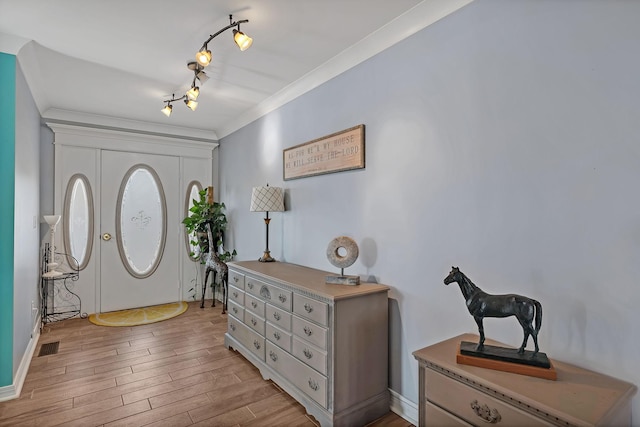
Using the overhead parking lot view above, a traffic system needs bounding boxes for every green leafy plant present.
[183,188,237,259]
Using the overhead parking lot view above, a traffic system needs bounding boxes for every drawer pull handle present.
[260,286,271,299]
[303,348,313,359]
[470,400,501,424]
[303,326,313,336]
[253,340,261,350]
[229,323,236,331]
[308,378,319,391]
[251,301,258,309]
[233,291,238,298]
[233,276,239,282]
[273,331,281,340]
[251,318,257,326]
[247,282,254,289]
[279,294,287,303]
[232,307,238,314]
[304,303,313,313]
[269,351,278,362]
[273,312,281,321]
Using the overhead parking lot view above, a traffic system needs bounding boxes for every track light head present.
[196,70,209,84]
[184,98,198,111]
[161,103,172,117]
[233,28,253,51]
[195,48,212,67]
[186,86,200,100]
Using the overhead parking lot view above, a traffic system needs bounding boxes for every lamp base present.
[258,251,276,262]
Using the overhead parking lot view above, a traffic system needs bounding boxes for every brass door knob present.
[102,232,112,241]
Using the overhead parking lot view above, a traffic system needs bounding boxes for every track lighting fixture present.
[161,14,252,116]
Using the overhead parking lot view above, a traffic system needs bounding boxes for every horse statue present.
[201,223,228,313]
[444,266,542,355]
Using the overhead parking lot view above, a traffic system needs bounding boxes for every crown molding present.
[43,108,218,142]
[0,32,30,55]
[217,0,474,138]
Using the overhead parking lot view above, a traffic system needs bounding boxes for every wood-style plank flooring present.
[0,301,413,427]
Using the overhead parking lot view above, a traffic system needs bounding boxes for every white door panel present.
[100,151,180,312]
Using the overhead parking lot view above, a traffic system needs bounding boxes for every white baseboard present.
[389,388,418,426]
[0,316,40,402]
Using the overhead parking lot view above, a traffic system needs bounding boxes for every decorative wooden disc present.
[326,236,359,269]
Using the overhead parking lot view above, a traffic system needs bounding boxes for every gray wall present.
[14,58,41,374]
[219,0,640,418]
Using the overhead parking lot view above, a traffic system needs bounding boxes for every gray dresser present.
[224,261,390,427]
[413,334,637,426]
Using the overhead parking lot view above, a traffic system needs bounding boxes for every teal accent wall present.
[0,52,16,387]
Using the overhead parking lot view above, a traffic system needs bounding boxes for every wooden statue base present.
[457,341,557,380]
[325,275,360,285]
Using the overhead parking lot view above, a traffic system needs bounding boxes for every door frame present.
[47,122,216,315]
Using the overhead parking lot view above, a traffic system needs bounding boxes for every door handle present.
[102,233,112,241]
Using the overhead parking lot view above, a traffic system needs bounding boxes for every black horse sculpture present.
[444,266,542,355]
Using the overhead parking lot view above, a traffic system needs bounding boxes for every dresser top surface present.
[229,261,389,300]
[413,333,637,426]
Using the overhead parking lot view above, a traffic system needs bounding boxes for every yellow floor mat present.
[88,301,188,327]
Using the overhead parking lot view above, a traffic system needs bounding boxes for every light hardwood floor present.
[0,301,413,427]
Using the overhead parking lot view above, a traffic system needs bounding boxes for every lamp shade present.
[233,29,253,51]
[186,86,200,100]
[195,49,212,67]
[250,186,284,212]
[43,215,61,227]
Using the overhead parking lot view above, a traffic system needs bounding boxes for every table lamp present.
[250,185,285,262]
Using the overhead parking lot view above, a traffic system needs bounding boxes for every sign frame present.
[283,125,365,180]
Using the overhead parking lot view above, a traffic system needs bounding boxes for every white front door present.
[100,150,180,312]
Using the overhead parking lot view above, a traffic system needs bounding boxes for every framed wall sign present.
[283,124,365,180]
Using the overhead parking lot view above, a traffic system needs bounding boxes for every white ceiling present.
[0,0,471,140]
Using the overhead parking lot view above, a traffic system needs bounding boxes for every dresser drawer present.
[228,285,244,306]
[266,322,292,352]
[425,401,472,426]
[293,294,328,326]
[264,284,292,311]
[426,369,553,426]
[244,310,265,336]
[245,278,293,312]
[266,342,327,409]
[227,299,244,320]
[229,270,245,290]
[244,293,266,318]
[244,277,262,296]
[293,336,327,375]
[292,316,327,350]
[228,317,265,362]
[266,304,292,331]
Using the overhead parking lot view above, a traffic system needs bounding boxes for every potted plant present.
[182,188,236,261]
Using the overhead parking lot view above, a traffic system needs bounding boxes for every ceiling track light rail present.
[161,14,252,117]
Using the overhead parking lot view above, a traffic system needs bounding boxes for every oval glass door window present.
[184,181,202,261]
[63,174,94,270]
[116,165,167,278]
